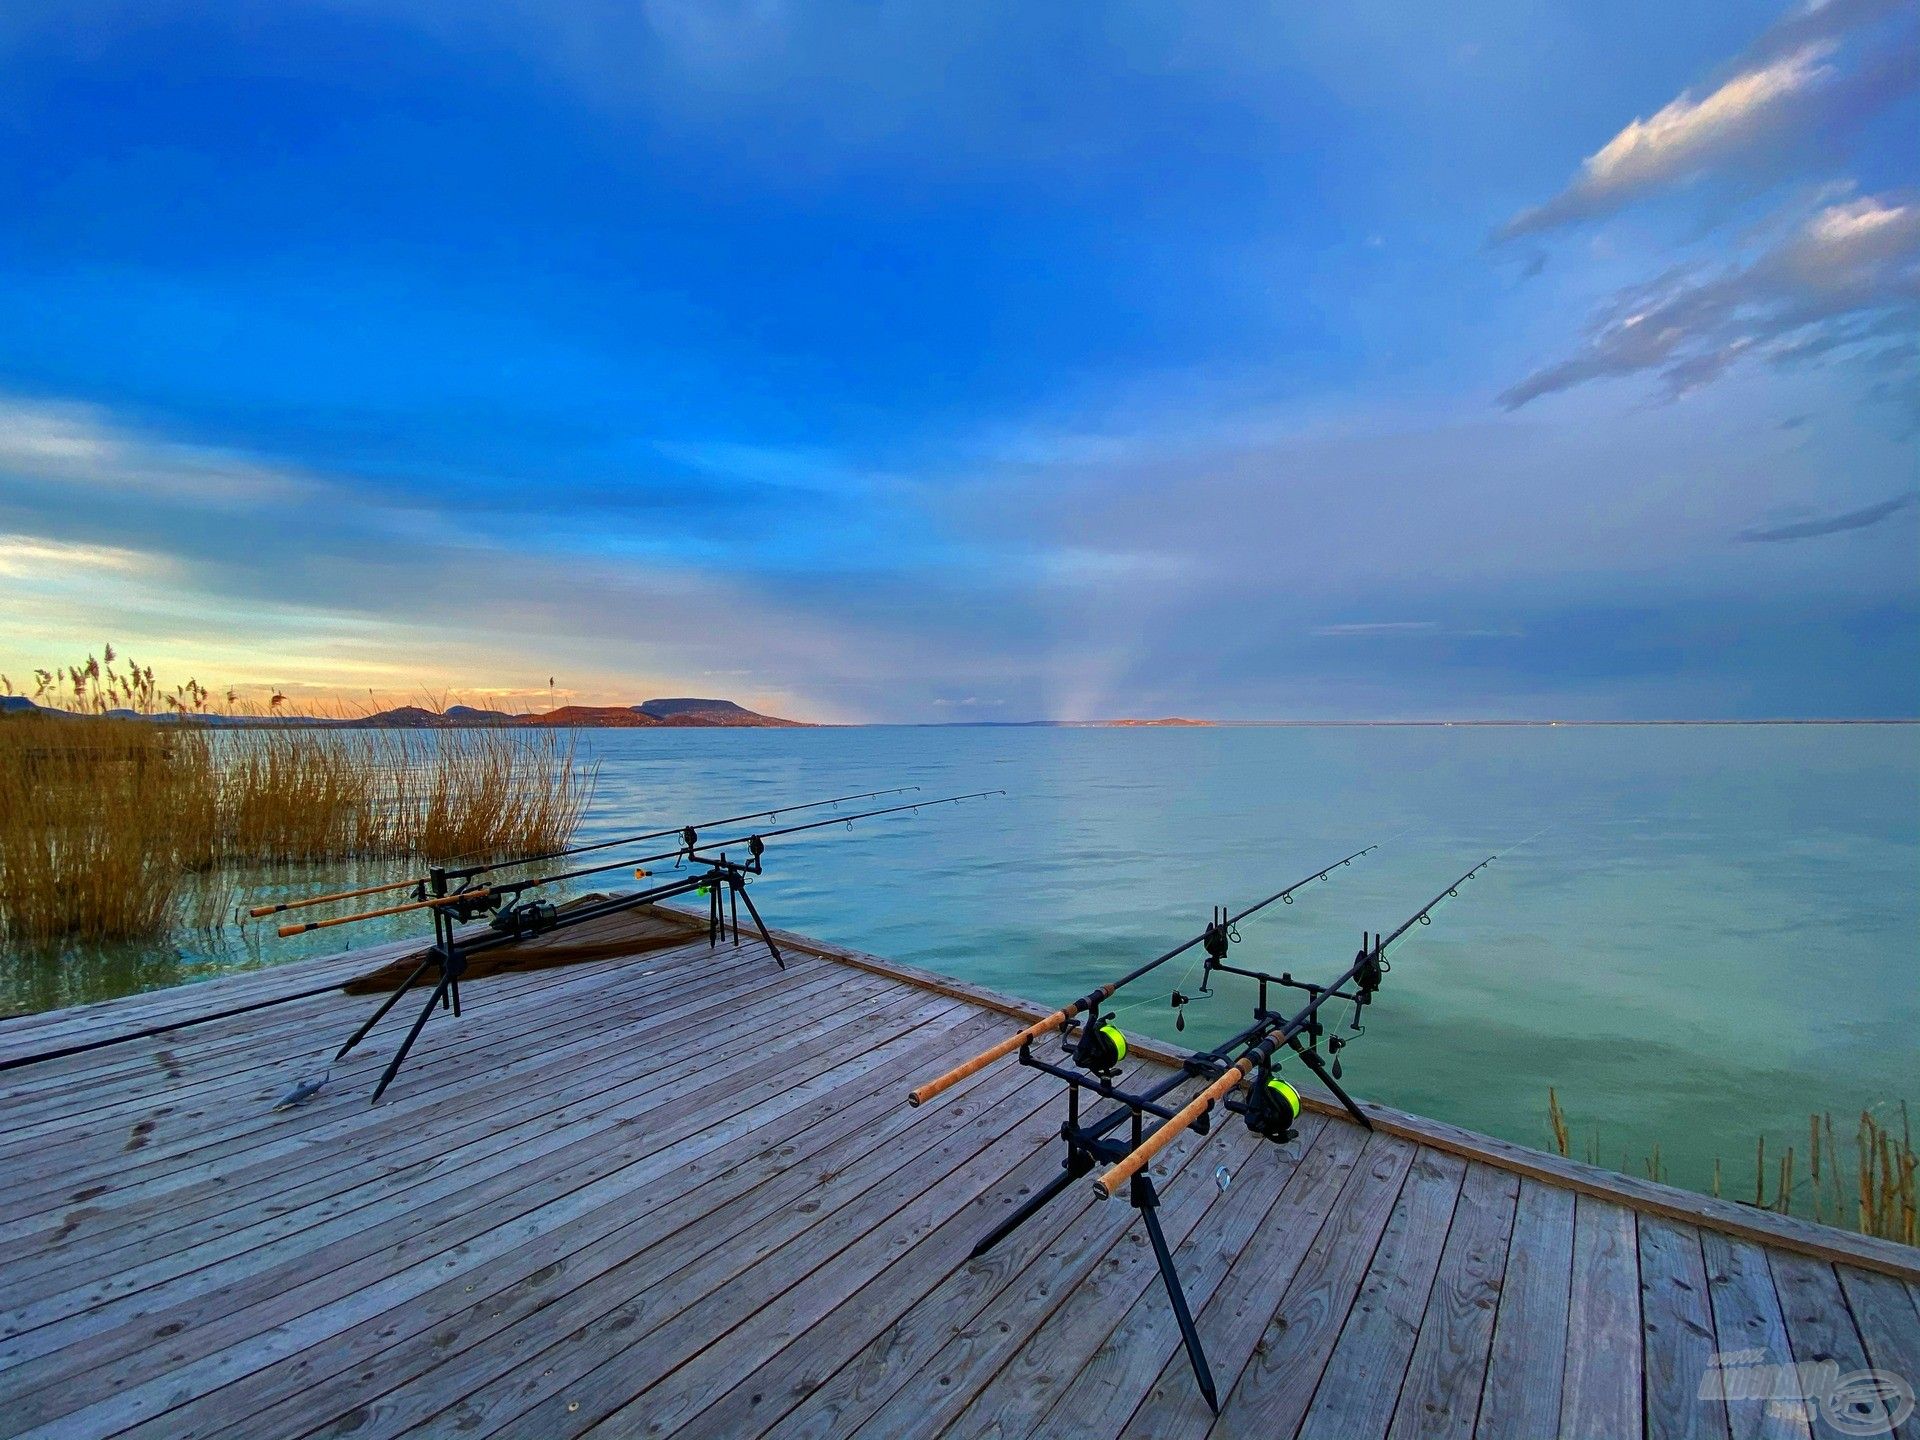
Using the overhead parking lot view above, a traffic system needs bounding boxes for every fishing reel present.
[442,888,502,924]
[1243,1066,1302,1144]
[489,899,559,939]
[1068,1015,1128,1077]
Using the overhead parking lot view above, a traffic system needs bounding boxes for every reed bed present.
[0,650,594,945]
[0,716,208,942]
[1546,1088,1918,1244]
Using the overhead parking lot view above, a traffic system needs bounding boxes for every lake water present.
[7,723,1916,1197]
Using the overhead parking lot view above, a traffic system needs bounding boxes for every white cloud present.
[1497,0,1916,239]
[0,532,159,578]
[0,395,312,504]
[1312,620,1439,636]
[1502,47,1839,239]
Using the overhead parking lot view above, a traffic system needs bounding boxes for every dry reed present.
[1545,1090,1918,1244]
[1,649,594,944]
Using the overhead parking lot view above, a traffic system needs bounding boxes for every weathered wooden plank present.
[1834,1266,1920,1440]
[1769,1252,1880,1440]
[1702,1232,1814,1440]
[1,969,927,1371]
[1560,1195,1644,1440]
[0,952,852,1282]
[0,950,852,1277]
[0,946,382,1057]
[613,1082,1262,1440]
[1384,1160,1520,1440]
[0,928,741,1167]
[1296,1145,1468,1440]
[994,1118,1338,1440]
[0,938,816,1222]
[1189,1132,1419,1437]
[769,1117,1361,1440]
[0,970,807,1295]
[378,1059,1082,1440]
[0,944,654,1135]
[1110,1119,1374,1440]
[0,911,684,1110]
[0,965,877,1337]
[0,943,712,1191]
[0,940,804,1257]
[156,1009,1032,1440]
[4,915,1904,1440]
[15,1001,977,1440]
[0,949,851,1298]
[818,1118,1261,1440]
[0,986,968,1435]
[1640,1215,1733,1440]
[1475,1177,1575,1440]
[388,1056,1097,1439]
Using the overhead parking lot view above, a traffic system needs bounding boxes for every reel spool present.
[446,890,501,924]
[1245,1072,1301,1143]
[1071,1019,1127,1076]
[490,899,559,939]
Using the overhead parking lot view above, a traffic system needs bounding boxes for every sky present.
[0,0,1915,721]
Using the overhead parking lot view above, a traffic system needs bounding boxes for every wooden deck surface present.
[2,906,1915,1440]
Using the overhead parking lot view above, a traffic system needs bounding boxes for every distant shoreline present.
[7,695,1913,729]
[923,717,1919,728]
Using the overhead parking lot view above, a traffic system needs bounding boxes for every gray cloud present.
[1501,193,1920,407]
[1737,490,1917,540]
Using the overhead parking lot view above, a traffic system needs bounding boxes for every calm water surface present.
[8,724,1916,1195]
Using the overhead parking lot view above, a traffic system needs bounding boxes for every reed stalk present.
[1544,1091,1918,1243]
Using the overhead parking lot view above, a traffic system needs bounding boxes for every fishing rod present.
[910,852,1498,1413]
[276,791,1001,938]
[318,787,1004,1102]
[245,786,923,918]
[907,844,1376,1107]
[1091,854,1498,1201]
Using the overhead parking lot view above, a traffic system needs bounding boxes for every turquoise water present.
[7,724,1916,1195]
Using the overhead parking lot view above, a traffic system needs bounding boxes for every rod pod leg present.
[733,882,785,970]
[1135,1173,1220,1414]
[1287,1036,1372,1131]
[333,950,435,1061]
[370,967,453,1104]
[968,1148,1094,1259]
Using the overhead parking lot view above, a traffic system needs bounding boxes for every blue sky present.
[1,1,1915,720]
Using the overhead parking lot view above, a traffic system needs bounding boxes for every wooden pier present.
[1,906,1915,1439]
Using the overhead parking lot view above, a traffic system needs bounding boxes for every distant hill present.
[633,698,806,727]
[353,697,807,728]
[517,705,661,728]
[2,694,807,728]
[352,705,451,728]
